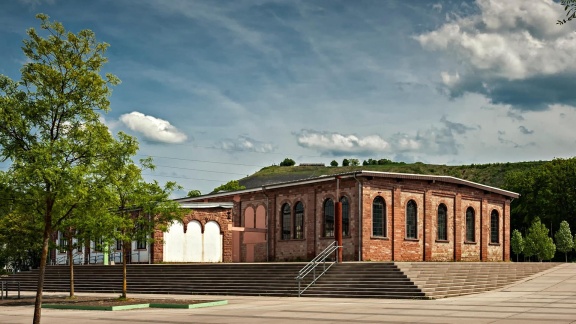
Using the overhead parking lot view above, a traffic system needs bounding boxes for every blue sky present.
[1,0,576,196]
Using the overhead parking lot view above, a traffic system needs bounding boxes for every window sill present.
[435,240,450,243]
[281,238,307,241]
[404,238,419,242]
[464,241,477,245]
[370,236,389,240]
[489,242,500,246]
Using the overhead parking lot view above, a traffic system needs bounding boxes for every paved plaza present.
[2,263,576,323]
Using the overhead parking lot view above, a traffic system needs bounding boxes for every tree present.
[555,220,573,262]
[187,189,202,197]
[330,160,338,167]
[349,159,360,166]
[342,159,350,167]
[525,219,556,262]
[102,156,183,299]
[511,229,524,262]
[279,158,296,166]
[211,180,246,193]
[557,0,576,25]
[0,14,127,323]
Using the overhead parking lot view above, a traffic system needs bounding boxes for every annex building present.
[156,171,519,264]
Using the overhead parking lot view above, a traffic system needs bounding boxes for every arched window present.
[490,210,499,243]
[281,203,291,240]
[406,200,417,239]
[323,198,334,237]
[293,202,304,239]
[340,196,350,237]
[372,197,386,237]
[437,204,448,241]
[466,207,475,242]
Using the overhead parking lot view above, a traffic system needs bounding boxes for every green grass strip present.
[42,303,150,311]
[149,300,228,309]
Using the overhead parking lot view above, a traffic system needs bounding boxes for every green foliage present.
[511,229,524,262]
[349,158,360,166]
[187,189,202,197]
[330,160,338,167]
[555,220,573,262]
[557,0,576,25]
[504,158,576,232]
[279,158,296,166]
[525,219,556,262]
[342,159,350,167]
[212,180,246,193]
[0,14,132,322]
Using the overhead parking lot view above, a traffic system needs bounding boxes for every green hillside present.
[238,160,546,190]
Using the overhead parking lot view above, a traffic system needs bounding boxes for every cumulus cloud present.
[295,117,477,157]
[518,125,534,135]
[119,111,188,143]
[295,130,390,156]
[215,135,276,153]
[416,0,576,110]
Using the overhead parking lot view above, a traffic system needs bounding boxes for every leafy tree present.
[342,159,350,167]
[557,0,576,25]
[349,159,360,166]
[0,14,129,323]
[279,158,296,166]
[511,229,524,262]
[362,160,369,166]
[212,180,246,193]
[525,218,556,262]
[505,158,576,233]
[330,160,338,167]
[102,156,183,299]
[187,189,202,197]
[378,158,392,165]
[555,220,574,262]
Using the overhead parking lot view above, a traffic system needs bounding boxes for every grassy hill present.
[238,161,546,190]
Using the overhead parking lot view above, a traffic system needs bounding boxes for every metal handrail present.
[295,241,341,297]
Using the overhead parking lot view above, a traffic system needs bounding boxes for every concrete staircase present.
[3,262,559,299]
[302,262,425,299]
[3,263,307,296]
[395,262,559,299]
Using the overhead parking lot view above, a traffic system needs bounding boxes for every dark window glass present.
[136,223,147,249]
[437,204,448,241]
[341,197,350,237]
[116,240,122,251]
[466,207,475,242]
[490,210,499,243]
[294,202,304,239]
[372,197,386,237]
[406,200,417,239]
[58,232,68,253]
[324,199,334,237]
[282,203,291,240]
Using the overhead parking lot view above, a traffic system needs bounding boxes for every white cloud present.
[295,130,390,155]
[416,0,576,110]
[215,135,276,153]
[119,111,188,144]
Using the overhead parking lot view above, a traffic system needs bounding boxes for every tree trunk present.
[68,235,74,298]
[33,224,51,324]
[122,241,128,299]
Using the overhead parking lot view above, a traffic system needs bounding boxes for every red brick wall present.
[188,175,511,263]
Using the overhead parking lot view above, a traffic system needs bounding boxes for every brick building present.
[159,171,518,263]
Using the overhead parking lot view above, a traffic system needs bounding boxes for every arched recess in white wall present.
[203,221,222,262]
[163,221,185,262]
[184,220,202,262]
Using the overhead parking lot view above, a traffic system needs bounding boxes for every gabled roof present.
[176,170,519,202]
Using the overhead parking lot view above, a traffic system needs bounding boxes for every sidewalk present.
[2,263,576,323]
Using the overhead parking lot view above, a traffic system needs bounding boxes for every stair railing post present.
[1,281,4,300]
[18,282,20,299]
